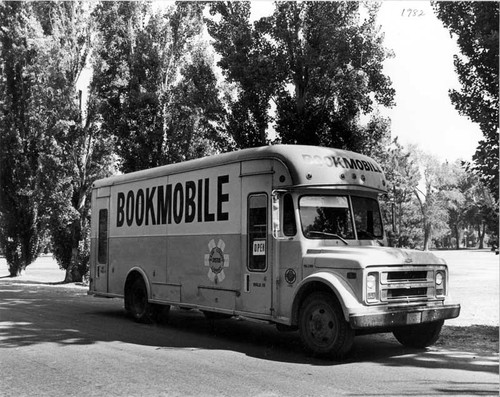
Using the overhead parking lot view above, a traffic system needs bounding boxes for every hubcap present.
[309,307,336,345]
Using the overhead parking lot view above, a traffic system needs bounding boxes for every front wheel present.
[393,320,444,348]
[299,292,354,359]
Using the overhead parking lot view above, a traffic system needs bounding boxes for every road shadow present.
[0,281,498,375]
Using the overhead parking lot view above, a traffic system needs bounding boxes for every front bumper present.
[349,304,461,329]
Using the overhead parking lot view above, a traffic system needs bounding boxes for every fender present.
[125,266,151,298]
[292,271,360,323]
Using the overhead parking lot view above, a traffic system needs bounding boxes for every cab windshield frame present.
[298,194,383,241]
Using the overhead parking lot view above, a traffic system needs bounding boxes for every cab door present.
[240,170,273,315]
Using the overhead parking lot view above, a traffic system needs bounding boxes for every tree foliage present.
[0,3,51,276]
[267,2,395,148]
[415,155,465,251]
[378,138,421,248]
[207,2,279,147]
[34,2,116,283]
[92,1,226,173]
[433,1,499,201]
[207,1,395,151]
[0,2,114,280]
[34,2,102,282]
[379,140,498,250]
[91,1,164,173]
[444,161,498,249]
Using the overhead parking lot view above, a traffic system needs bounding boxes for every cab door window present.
[351,196,383,239]
[248,194,267,271]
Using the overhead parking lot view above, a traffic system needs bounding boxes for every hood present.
[304,246,446,269]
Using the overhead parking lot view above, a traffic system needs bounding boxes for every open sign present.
[252,240,266,256]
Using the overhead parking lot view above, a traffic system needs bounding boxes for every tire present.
[393,320,444,348]
[298,292,354,359]
[126,278,155,323]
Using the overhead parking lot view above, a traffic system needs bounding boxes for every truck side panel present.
[166,233,241,310]
[103,163,243,311]
[108,235,167,296]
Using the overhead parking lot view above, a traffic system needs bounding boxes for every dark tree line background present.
[0,1,497,282]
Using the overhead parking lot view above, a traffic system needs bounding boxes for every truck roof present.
[93,145,387,193]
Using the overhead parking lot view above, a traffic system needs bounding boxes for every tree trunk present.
[454,225,460,250]
[6,234,39,277]
[63,219,83,283]
[423,223,432,251]
[64,247,82,283]
[478,222,486,249]
[8,258,23,277]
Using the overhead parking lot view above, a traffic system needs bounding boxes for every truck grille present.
[386,287,428,300]
[387,271,427,281]
[380,268,434,302]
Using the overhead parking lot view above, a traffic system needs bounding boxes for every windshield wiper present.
[357,230,384,246]
[307,231,349,245]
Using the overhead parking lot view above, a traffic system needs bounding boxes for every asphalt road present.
[0,251,498,396]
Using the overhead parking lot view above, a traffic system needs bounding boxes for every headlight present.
[366,272,379,302]
[435,271,445,297]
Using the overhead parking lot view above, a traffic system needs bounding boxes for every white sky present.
[250,1,483,162]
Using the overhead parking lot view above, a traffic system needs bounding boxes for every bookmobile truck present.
[89,145,460,358]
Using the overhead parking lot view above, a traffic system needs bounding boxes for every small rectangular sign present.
[252,240,266,256]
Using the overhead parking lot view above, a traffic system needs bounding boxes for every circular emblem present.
[204,239,230,284]
[208,247,225,274]
[284,268,297,285]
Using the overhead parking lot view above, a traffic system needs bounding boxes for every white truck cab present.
[89,145,460,358]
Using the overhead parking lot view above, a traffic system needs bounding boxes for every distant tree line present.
[380,139,498,251]
[0,1,497,281]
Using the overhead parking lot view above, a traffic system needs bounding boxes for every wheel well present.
[291,281,342,326]
[124,271,144,310]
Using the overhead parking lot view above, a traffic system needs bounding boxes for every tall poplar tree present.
[33,2,115,282]
[433,2,499,201]
[207,2,280,147]
[207,1,395,151]
[0,2,115,280]
[0,3,49,276]
[92,1,225,173]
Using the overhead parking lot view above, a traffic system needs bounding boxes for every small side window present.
[98,209,108,264]
[283,194,297,236]
[248,194,267,271]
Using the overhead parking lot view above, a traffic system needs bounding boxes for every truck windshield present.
[299,195,383,240]
[299,196,354,240]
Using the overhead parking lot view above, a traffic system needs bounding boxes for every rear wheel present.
[393,320,444,348]
[299,292,354,359]
[125,278,157,323]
